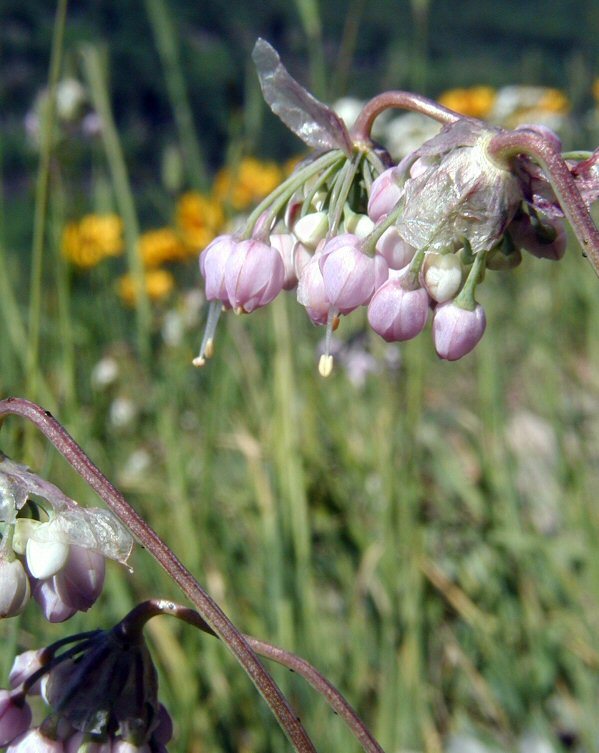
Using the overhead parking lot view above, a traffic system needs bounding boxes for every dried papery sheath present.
[0,455,133,566]
[252,38,353,155]
[397,119,522,253]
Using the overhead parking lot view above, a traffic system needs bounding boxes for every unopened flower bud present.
[293,212,328,250]
[9,651,46,692]
[270,233,301,290]
[199,234,237,305]
[319,234,377,314]
[26,528,70,580]
[343,208,375,238]
[0,691,32,747]
[368,275,430,342]
[32,579,77,623]
[297,251,330,325]
[224,239,284,313]
[52,545,105,612]
[508,213,566,261]
[421,252,463,303]
[375,227,416,269]
[7,727,64,753]
[0,557,30,618]
[432,301,486,360]
[367,167,403,222]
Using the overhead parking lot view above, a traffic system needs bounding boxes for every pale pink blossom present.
[432,301,486,360]
[224,239,284,313]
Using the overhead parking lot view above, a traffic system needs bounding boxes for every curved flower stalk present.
[0,599,384,753]
[194,39,599,370]
[0,398,316,753]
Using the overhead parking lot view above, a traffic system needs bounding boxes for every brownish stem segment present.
[0,398,317,753]
[135,600,385,753]
[487,130,599,277]
[351,91,459,143]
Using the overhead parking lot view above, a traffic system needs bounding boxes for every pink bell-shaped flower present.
[375,227,416,270]
[297,251,330,325]
[367,167,404,222]
[368,274,430,342]
[51,545,105,612]
[224,239,285,313]
[432,300,486,360]
[319,234,378,314]
[199,234,237,305]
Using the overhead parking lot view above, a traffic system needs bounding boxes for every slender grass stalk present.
[81,45,151,363]
[26,0,69,404]
[270,296,316,647]
[144,0,208,190]
[293,0,327,99]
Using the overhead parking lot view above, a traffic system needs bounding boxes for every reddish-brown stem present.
[487,130,599,277]
[135,600,385,753]
[0,398,317,753]
[351,91,459,143]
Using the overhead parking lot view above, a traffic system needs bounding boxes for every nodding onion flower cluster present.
[0,608,172,753]
[195,39,599,375]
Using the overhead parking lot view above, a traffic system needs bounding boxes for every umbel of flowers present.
[196,39,599,375]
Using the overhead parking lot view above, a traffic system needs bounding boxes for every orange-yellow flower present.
[213,157,283,211]
[62,214,123,268]
[139,227,187,268]
[176,192,224,251]
[438,86,496,119]
[117,269,175,306]
[594,78,599,102]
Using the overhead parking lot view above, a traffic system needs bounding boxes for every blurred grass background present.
[1,1,599,752]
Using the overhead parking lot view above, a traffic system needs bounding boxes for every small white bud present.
[26,525,70,580]
[0,557,30,618]
[293,212,328,250]
[422,253,463,303]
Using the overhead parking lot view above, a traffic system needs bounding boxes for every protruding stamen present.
[193,301,221,368]
[318,354,334,378]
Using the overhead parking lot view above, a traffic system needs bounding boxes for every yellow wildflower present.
[213,157,283,211]
[117,269,175,306]
[176,192,224,251]
[139,227,187,268]
[438,86,496,119]
[594,78,599,102]
[537,88,569,114]
[62,214,123,268]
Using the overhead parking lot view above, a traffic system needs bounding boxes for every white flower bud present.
[26,522,70,580]
[343,208,375,239]
[0,557,30,618]
[293,212,328,250]
[422,252,463,303]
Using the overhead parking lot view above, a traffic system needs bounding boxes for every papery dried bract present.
[0,456,133,566]
[397,119,522,253]
[252,39,353,154]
